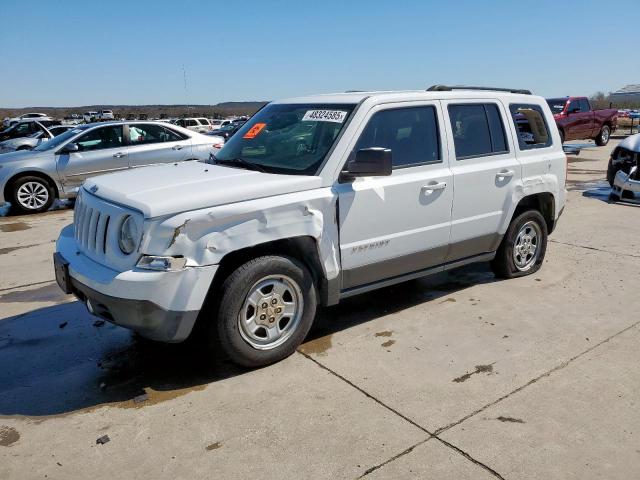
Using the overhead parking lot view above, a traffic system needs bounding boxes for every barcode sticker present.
[302,110,348,123]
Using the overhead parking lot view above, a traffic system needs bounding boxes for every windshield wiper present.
[215,157,267,173]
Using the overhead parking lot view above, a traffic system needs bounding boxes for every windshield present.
[215,103,355,175]
[546,99,567,114]
[34,127,86,151]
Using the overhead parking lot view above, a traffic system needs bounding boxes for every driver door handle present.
[496,169,515,179]
[172,145,184,150]
[421,181,447,193]
[113,152,125,158]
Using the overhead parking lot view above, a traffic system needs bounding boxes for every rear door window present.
[509,104,552,150]
[579,99,591,112]
[448,104,508,159]
[129,124,185,144]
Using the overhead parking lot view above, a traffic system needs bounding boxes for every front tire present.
[211,255,317,367]
[595,125,611,146]
[491,210,548,279]
[10,175,55,214]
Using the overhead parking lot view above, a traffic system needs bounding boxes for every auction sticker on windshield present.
[302,110,348,123]
[243,123,267,139]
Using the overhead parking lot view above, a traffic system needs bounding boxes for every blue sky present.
[0,0,637,107]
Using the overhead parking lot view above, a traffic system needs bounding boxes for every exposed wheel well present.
[4,171,59,202]
[513,193,555,233]
[201,236,327,314]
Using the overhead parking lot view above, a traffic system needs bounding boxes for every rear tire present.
[16,146,32,151]
[10,175,55,214]
[491,210,548,279]
[595,125,610,146]
[209,255,317,367]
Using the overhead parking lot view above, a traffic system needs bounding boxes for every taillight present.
[213,143,223,149]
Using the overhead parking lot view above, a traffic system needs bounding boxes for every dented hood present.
[618,133,640,153]
[84,161,323,218]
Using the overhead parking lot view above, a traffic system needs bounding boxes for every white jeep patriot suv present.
[54,86,566,367]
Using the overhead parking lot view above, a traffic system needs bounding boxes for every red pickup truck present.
[546,96,617,146]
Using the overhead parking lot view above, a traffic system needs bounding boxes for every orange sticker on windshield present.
[243,123,266,139]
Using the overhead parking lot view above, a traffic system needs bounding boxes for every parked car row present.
[0,124,74,153]
[0,121,224,213]
[0,119,62,142]
[2,112,53,128]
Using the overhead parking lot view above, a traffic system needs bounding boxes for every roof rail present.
[427,85,532,95]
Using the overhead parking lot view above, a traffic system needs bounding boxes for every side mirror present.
[60,142,79,153]
[344,148,392,177]
[630,166,638,177]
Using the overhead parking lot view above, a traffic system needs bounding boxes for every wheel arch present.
[512,192,556,233]
[201,236,332,312]
[4,170,60,202]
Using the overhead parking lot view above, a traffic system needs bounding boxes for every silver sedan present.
[0,121,224,214]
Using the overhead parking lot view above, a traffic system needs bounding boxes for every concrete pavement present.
[1,139,639,479]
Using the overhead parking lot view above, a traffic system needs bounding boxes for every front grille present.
[72,189,143,271]
[74,197,111,255]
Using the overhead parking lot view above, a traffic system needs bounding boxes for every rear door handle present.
[496,169,515,179]
[113,152,125,158]
[172,145,184,150]
[421,181,447,193]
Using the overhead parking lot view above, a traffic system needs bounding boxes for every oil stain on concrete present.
[374,331,393,338]
[381,339,395,348]
[206,441,222,451]
[298,334,333,356]
[0,426,20,446]
[452,364,494,383]
[0,243,42,255]
[0,222,31,233]
[496,416,525,423]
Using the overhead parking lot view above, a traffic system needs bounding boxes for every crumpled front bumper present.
[55,224,218,342]
[613,170,640,196]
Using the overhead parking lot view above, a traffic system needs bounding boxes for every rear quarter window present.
[509,104,552,150]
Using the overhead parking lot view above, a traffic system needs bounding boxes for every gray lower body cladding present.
[341,233,502,291]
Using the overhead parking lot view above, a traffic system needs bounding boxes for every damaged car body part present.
[608,133,640,193]
[55,88,567,366]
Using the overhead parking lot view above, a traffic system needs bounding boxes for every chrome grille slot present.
[89,212,101,251]
[96,214,110,254]
[82,207,94,248]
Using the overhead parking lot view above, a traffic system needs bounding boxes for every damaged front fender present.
[140,188,341,281]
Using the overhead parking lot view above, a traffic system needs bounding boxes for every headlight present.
[118,215,140,254]
[136,255,187,272]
